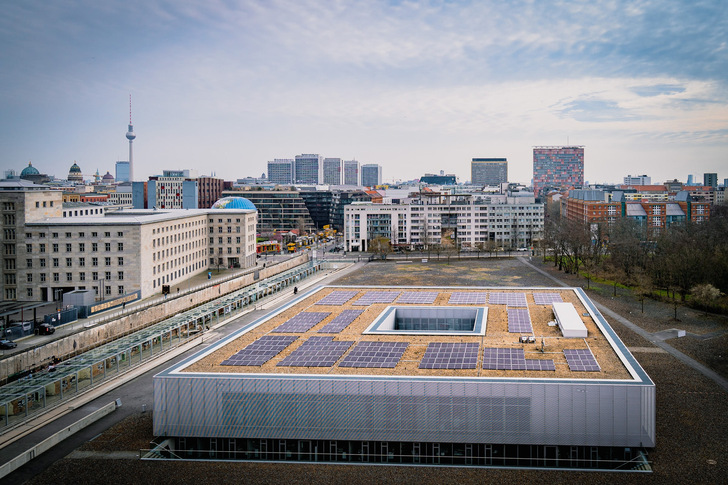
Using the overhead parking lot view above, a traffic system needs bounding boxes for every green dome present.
[69,162,81,173]
[21,162,39,176]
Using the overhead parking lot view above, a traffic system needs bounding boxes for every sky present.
[1,0,727,186]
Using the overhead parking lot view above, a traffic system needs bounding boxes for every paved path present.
[517,256,728,393]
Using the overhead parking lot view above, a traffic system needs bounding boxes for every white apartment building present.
[1,181,257,302]
[108,184,134,206]
[344,193,543,252]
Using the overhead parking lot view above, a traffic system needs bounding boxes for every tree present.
[369,236,392,260]
[607,218,647,283]
[690,283,724,315]
[633,268,654,313]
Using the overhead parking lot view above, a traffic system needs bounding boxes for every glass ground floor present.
[144,437,651,472]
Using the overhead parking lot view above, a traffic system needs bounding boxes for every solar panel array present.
[524,359,556,371]
[448,292,488,304]
[507,308,533,333]
[397,291,439,304]
[533,293,564,305]
[221,335,298,366]
[317,310,363,333]
[419,342,479,369]
[277,336,354,367]
[564,348,601,372]
[315,290,359,306]
[482,348,527,370]
[272,312,331,333]
[339,341,409,368]
[488,292,528,307]
[352,291,401,305]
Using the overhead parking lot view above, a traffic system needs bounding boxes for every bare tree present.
[369,236,392,260]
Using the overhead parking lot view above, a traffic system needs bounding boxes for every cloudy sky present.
[1,0,726,185]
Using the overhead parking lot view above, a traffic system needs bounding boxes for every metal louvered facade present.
[154,374,655,447]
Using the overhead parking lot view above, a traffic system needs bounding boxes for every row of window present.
[154,252,206,275]
[25,271,123,283]
[62,208,104,217]
[26,256,124,268]
[21,286,125,298]
[26,242,124,253]
[28,231,123,238]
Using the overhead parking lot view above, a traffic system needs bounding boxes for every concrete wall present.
[0,400,118,479]
[0,254,309,382]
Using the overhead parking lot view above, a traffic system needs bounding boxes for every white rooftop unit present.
[552,302,588,338]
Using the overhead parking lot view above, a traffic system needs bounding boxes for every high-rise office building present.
[115,161,130,183]
[323,158,343,185]
[267,159,295,185]
[343,160,360,186]
[471,158,508,186]
[704,173,718,187]
[294,154,323,184]
[532,146,584,196]
[361,164,382,187]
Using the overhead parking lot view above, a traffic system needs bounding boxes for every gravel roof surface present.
[182,285,631,379]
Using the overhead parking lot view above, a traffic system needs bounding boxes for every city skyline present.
[1,1,726,185]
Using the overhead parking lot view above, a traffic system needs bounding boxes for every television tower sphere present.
[126,124,136,141]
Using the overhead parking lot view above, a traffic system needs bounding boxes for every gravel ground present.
[25,258,728,485]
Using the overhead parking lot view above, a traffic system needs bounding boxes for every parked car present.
[36,323,56,335]
[0,339,17,349]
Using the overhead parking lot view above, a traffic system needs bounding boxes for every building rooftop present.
[178,286,638,381]
[25,207,256,226]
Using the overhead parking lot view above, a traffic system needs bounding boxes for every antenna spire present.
[129,94,132,124]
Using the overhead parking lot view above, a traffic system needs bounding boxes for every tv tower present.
[125,94,136,182]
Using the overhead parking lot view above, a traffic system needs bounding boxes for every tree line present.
[545,205,728,310]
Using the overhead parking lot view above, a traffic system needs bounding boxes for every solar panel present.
[524,359,556,371]
[352,291,401,306]
[315,290,359,306]
[272,312,331,333]
[419,342,479,369]
[317,310,363,333]
[489,292,528,307]
[482,348,526,370]
[397,291,438,304]
[448,292,488,304]
[339,341,408,368]
[533,293,564,305]
[564,348,601,372]
[277,336,354,367]
[221,335,298,366]
[507,308,533,333]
